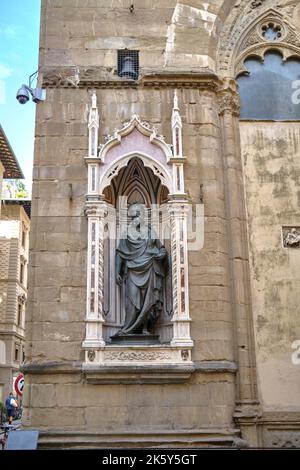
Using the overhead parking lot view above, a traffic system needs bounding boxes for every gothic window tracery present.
[237,51,300,119]
[261,22,283,41]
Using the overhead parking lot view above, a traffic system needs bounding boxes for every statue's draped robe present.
[116,230,168,334]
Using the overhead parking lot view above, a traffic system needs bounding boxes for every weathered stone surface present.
[240,122,300,410]
[29,407,86,428]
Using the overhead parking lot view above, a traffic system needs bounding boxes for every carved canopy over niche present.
[217,0,300,78]
[103,158,169,207]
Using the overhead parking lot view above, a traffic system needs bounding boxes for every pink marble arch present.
[104,128,168,168]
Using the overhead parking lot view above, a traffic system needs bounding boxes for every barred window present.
[117,50,139,81]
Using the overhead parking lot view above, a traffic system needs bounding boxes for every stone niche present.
[82,92,195,384]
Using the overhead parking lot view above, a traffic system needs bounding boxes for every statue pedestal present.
[110,334,160,345]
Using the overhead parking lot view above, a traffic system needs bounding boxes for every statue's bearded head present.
[127,203,149,240]
[128,203,146,220]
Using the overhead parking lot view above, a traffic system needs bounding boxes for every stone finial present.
[174,89,179,110]
[91,91,97,109]
[171,89,183,158]
[88,91,99,158]
[172,89,182,129]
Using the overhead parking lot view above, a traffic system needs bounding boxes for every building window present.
[117,50,139,80]
[17,302,22,326]
[14,345,19,362]
[20,259,26,285]
[20,260,24,284]
[237,51,300,120]
[22,224,27,248]
[22,349,25,363]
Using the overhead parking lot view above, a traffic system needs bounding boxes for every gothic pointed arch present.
[107,158,161,207]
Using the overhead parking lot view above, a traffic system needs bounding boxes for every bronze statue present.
[115,203,168,336]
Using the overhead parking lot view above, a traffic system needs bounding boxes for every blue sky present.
[0,1,41,192]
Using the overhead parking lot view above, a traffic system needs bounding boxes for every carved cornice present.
[41,67,219,91]
[141,71,219,91]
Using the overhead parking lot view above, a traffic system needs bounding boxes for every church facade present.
[23,0,300,448]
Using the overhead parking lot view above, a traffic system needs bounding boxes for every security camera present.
[31,87,46,103]
[16,86,30,104]
[16,69,46,105]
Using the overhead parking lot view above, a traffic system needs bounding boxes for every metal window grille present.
[118,50,139,80]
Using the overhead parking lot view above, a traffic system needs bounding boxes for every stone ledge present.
[37,428,240,449]
[194,361,237,373]
[22,360,237,380]
[42,66,219,90]
[261,411,300,424]
[21,361,82,375]
[82,363,195,384]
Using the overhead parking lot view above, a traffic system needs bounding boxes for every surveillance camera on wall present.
[16,85,46,105]
[16,86,30,105]
[31,87,46,103]
[16,70,46,105]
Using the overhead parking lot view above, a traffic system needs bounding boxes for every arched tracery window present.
[229,12,300,120]
[237,51,300,120]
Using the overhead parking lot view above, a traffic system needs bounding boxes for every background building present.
[0,125,30,402]
[0,125,24,217]
[23,0,300,448]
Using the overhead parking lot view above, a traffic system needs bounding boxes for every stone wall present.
[240,122,300,410]
[39,0,235,74]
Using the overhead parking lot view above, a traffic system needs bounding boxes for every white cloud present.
[0,24,18,39]
[0,63,13,79]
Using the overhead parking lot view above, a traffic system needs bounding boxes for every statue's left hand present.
[155,248,167,260]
